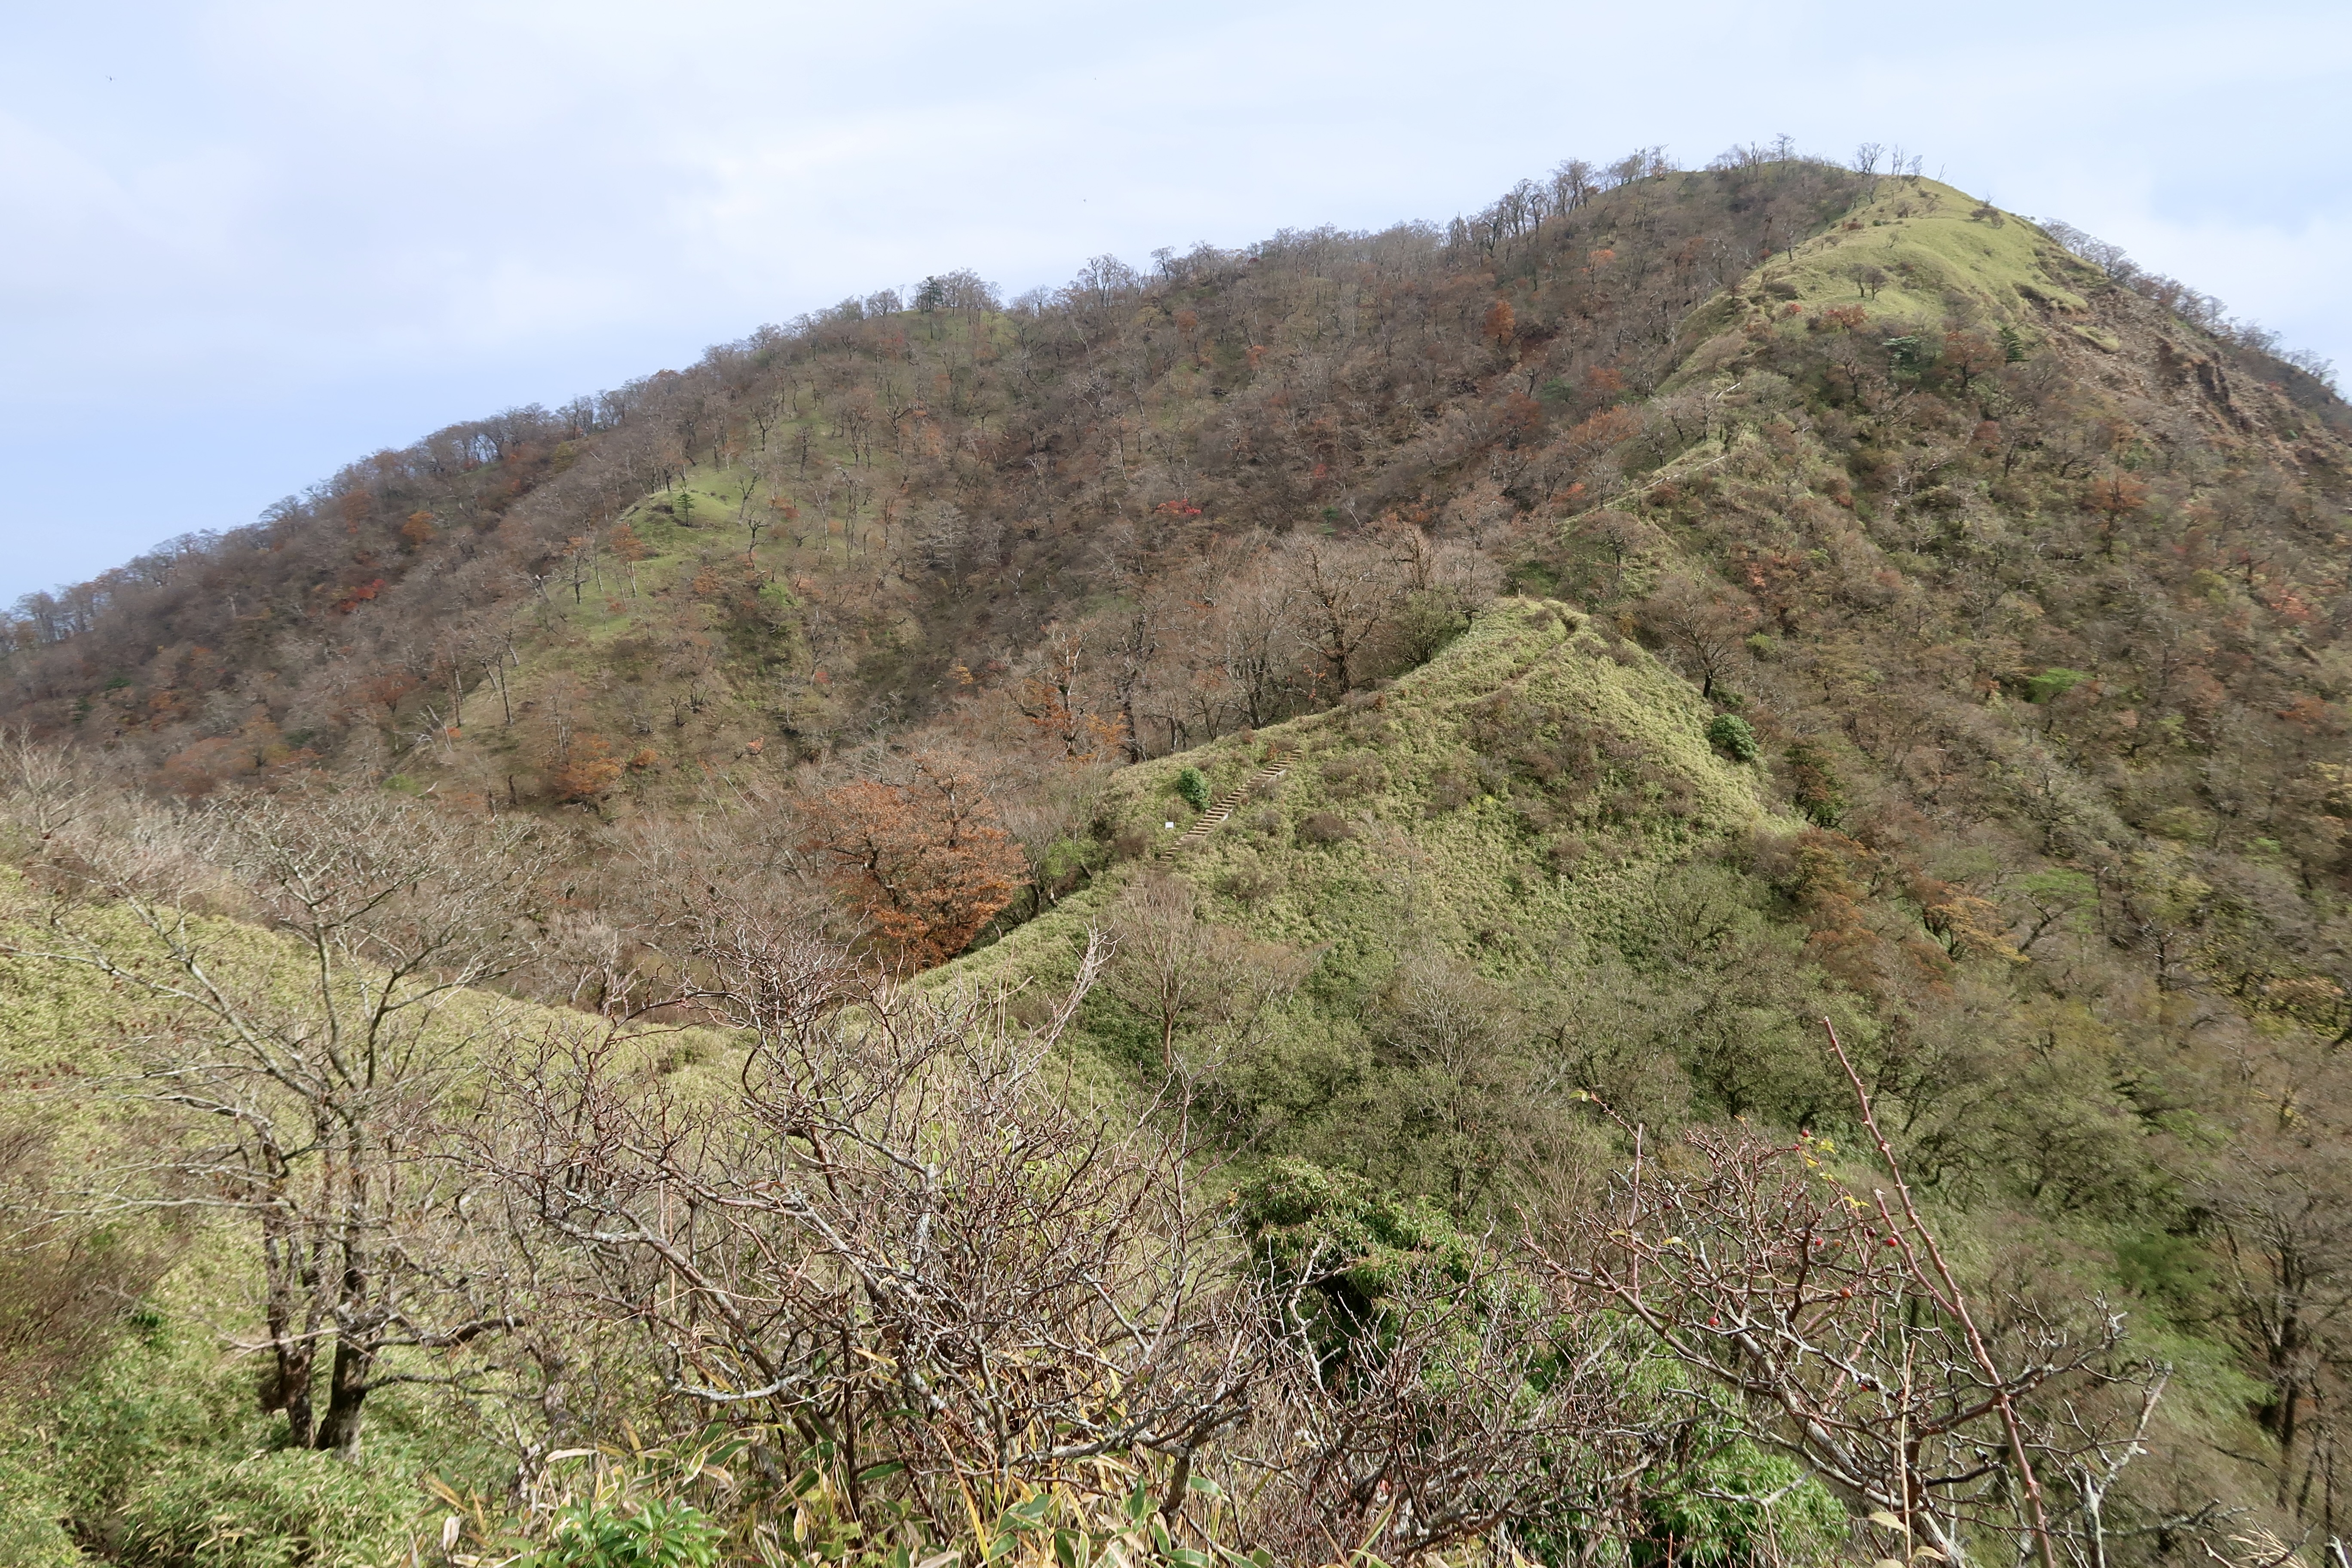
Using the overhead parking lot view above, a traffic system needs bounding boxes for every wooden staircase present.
[1165,745,1300,855]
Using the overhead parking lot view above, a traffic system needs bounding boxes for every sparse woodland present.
[4,144,2352,1568]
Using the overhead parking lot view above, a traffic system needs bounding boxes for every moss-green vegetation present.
[0,864,731,1562]
[940,602,1881,1196]
[1718,176,2090,328]
[5,147,2349,1558]
[4,1246,483,1568]
[972,598,1776,977]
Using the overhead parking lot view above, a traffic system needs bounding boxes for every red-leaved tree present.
[800,756,1027,965]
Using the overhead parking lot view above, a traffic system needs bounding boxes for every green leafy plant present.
[1175,767,1210,811]
[0,1452,79,1568]
[1785,740,1845,827]
[527,1498,723,1568]
[1705,713,1759,762]
[2024,667,2088,704]
[114,1450,420,1568]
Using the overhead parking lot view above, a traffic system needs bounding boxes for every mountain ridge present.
[7,151,2352,1558]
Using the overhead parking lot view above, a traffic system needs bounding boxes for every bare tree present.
[0,725,97,847]
[1218,560,1303,729]
[1638,573,1758,700]
[2196,1058,2352,1514]
[4,789,549,1454]
[1100,872,1307,1079]
[1281,536,1406,697]
[1534,1026,2172,1568]
[476,918,1264,1532]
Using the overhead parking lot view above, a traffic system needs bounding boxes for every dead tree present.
[1532,1023,2174,1568]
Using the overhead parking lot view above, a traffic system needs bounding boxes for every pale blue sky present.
[4,0,2347,601]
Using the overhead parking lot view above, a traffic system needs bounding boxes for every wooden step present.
[1163,746,1299,855]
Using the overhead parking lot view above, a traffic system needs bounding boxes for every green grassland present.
[1675,176,2094,352]
[950,597,1785,996]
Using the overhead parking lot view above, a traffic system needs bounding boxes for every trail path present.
[1163,746,1300,855]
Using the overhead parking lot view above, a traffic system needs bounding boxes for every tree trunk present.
[259,1337,318,1448]
[312,1333,372,1456]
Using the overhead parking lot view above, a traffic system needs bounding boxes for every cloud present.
[3,0,2347,598]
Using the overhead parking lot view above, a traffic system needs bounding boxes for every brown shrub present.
[1545,836,1590,876]
[1319,753,1385,800]
[1424,768,1477,815]
[1295,811,1353,846]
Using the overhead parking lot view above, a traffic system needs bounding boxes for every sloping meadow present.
[937,599,1850,1175]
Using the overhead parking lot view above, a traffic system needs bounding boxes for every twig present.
[1823,1016,2061,1568]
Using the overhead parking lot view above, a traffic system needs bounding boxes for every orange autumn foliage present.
[800,759,1027,965]
[548,732,623,803]
[2084,471,2151,518]
[1482,298,1516,347]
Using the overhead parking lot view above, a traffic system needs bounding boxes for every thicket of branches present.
[0,779,2217,1566]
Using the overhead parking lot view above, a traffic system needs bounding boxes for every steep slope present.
[0,848,755,1561]
[0,158,1875,796]
[937,597,1876,1199]
[916,184,2352,1538]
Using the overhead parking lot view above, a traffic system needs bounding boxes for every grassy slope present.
[404,318,1020,810]
[1620,184,2287,1491]
[409,180,2092,819]
[404,473,813,807]
[943,597,1783,1006]
[1679,176,2091,343]
[927,195,2278,1478]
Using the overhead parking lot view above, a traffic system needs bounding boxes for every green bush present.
[1238,1158,1474,1311]
[1705,714,1759,763]
[1785,741,1845,827]
[1034,837,1105,899]
[2024,666,2088,703]
[525,1498,723,1568]
[1174,767,1210,811]
[1628,1435,1844,1568]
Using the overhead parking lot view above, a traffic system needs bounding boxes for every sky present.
[3,0,2348,603]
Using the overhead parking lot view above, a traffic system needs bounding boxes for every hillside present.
[0,785,769,1564]
[933,598,1859,1191]
[0,854,585,1562]
[0,156,1876,790]
[5,148,2352,1564]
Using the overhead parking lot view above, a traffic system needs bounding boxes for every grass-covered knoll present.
[935,599,1877,1197]
[962,597,1777,987]
[1681,176,2092,346]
